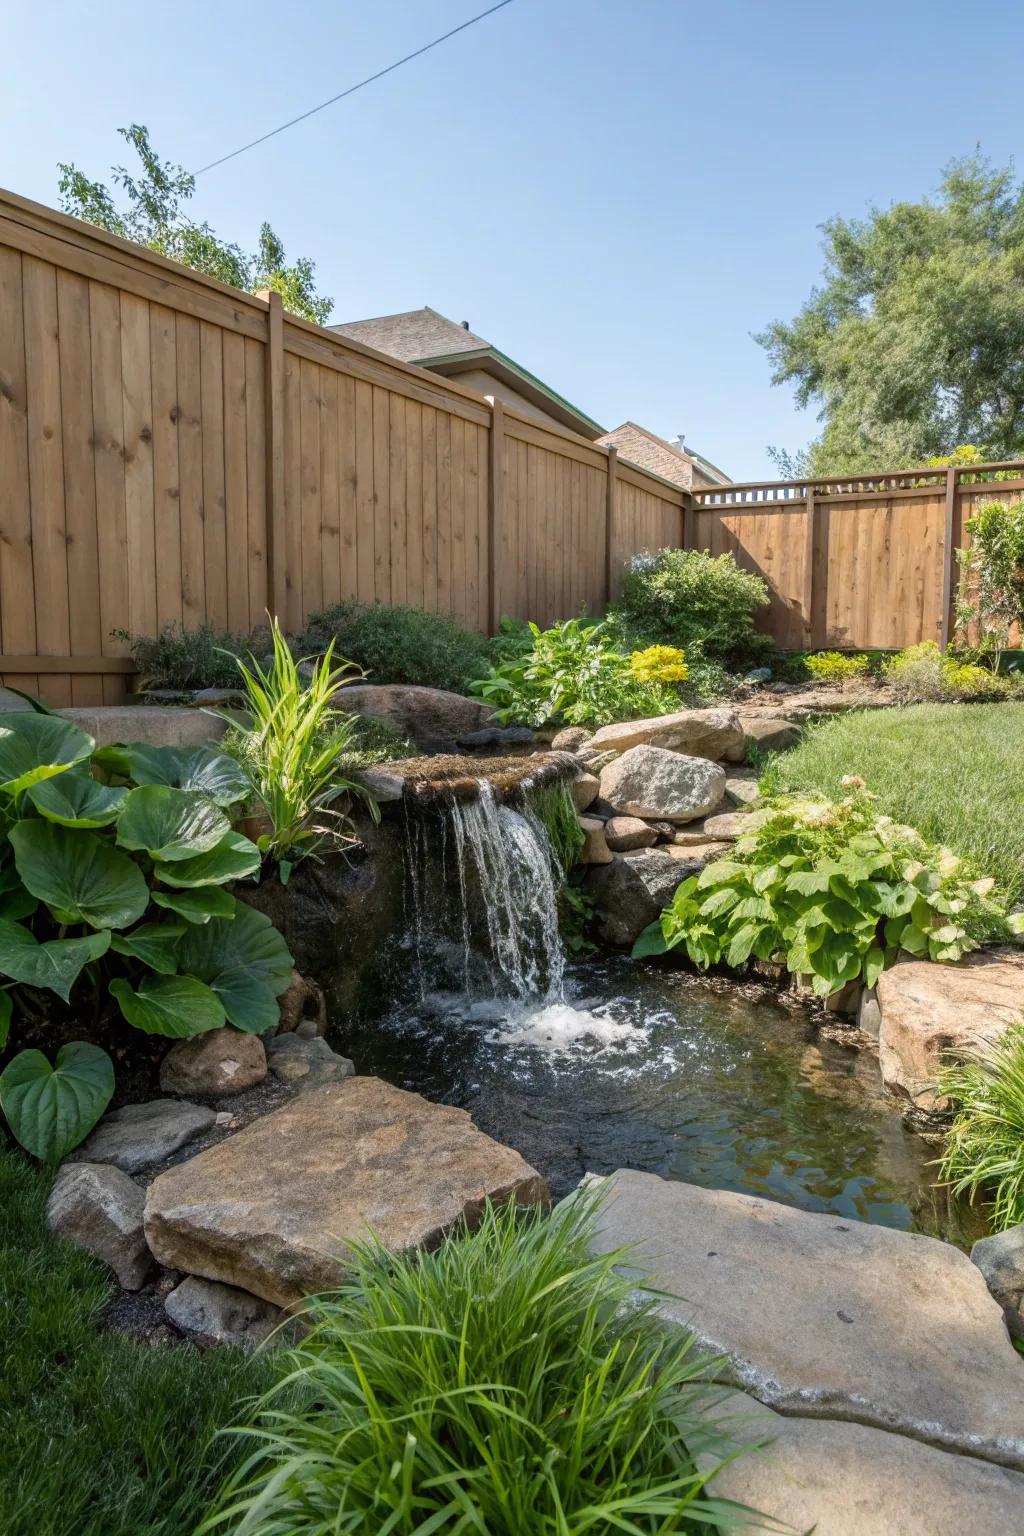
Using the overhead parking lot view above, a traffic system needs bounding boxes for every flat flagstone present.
[588,1169,1024,1471]
[145,1077,548,1306]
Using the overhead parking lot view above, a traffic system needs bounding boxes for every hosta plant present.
[0,712,292,1160]
[634,789,1017,997]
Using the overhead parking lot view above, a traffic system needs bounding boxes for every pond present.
[340,954,983,1249]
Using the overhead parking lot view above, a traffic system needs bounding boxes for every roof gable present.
[331,307,488,362]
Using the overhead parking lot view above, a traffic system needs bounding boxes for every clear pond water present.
[340,952,983,1249]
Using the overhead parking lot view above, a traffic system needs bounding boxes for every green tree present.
[758,156,1024,475]
[58,125,332,325]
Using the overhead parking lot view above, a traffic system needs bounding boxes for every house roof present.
[331,306,604,440]
[596,422,730,489]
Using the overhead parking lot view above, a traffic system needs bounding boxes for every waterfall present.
[403,780,566,1003]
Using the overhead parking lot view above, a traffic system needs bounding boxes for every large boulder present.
[876,949,1024,1112]
[77,1099,216,1175]
[587,707,743,761]
[589,1170,1024,1471]
[144,1077,548,1307]
[598,745,725,823]
[585,848,695,946]
[159,1027,267,1098]
[700,1388,1024,1536]
[972,1226,1024,1343]
[737,715,802,754]
[340,684,495,752]
[47,1163,152,1290]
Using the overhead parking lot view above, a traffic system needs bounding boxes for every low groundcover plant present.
[198,1193,757,1536]
[635,787,1019,997]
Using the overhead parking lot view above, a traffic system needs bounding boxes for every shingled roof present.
[596,422,729,489]
[330,307,604,440]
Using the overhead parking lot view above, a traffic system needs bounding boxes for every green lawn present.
[0,1144,270,1536]
[766,702,1024,904]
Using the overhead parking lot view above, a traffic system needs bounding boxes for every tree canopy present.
[757,156,1024,476]
[58,126,332,326]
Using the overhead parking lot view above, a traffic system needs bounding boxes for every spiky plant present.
[938,1019,1024,1231]
[198,1194,762,1535]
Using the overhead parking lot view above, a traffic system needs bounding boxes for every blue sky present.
[5,0,1023,479]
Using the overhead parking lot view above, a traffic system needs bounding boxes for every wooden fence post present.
[259,289,287,623]
[485,395,504,634]
[802,485,816,645]
[605,446,618,604]
[939,465,957,648]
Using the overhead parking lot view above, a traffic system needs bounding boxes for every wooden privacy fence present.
[0,187,685,706]
[692,462,1024,652]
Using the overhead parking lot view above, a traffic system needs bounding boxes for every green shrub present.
[201,1194,750,1535]
[217,620,378,878]
[0,707,293,1159]
[469,618,680,727]
[337,714,414,769]
[612,548,771,669]
[882,641,1011,703]
[955,498,1024,669]
[764,702,1024,906]
[114,622,264,692]
[634,789,1017,997]
[300,600,490,693]
[804,650,870,683]
[939,1020,1024,1231]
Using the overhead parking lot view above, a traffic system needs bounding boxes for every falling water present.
[403,779,565,1003]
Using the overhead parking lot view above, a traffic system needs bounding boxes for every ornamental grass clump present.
[938,1021,1024,1232]
[200,1195,755,1536]
[634,787,1018,997]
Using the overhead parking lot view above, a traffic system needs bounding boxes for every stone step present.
[588,1169,1024,1472]
[144,1076,548,1307]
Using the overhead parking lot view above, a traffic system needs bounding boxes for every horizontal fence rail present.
[0,186,685,706]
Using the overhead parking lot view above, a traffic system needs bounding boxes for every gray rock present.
[340,684,495,753]
[578,749,618,773]
[266,1033,355,1091]
[724,776,760,807]
[738,715,802,755]
[587,707,743,762]
[578,816,614,865]
[700,807,775,840]
[550,726,592,752]
[191,687,246,705]
[569,771,600,812]
[598,746,726,823]
[700,1388,1024,1536]
[458,726,535,750]
[585,848,695,946]
[145,1077,548,1306]
[589,1170,1024,1471]
[159,1028,267,1099]
[60,706,228,748]
[859,984,882,1038]
[47,1163,151,1289]
[356,765,405,802]
[79,1099,216,1174]
[603,815,658,852]
[164,1275,284,1349]
[663,841,732,870]
[972,1226,1024,1343]
[743,667,773,683]
[877,948,1024,1112]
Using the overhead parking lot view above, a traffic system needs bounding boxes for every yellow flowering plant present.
[630,645,688,685]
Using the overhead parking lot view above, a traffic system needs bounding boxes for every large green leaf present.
[175,900,293,1033]
[0,1041,114,1162]
[0,713,94,797]
[0,919,110,1001]
[27,769,128,827]
[109,974,225,1037]
[156,830,261,888]
[106,743,250,807]
[10,821,149,930]
[151,886,236,924]
[0,863,37,921]
[110,922,185,974]
[0,991,11,1050]
[116,786,229,862]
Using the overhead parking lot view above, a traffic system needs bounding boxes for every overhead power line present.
[193,0,517,176]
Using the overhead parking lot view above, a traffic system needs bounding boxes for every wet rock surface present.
[585,848,698,946]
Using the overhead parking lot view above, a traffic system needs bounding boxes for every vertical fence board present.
[222,331,250,631]
[175,313,205,631]
[22,255,70,702]
[244,337,267,625]
[57,271,102,704]
[0,247,37,697]
[199,322,227,628]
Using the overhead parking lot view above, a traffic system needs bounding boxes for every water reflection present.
[338,956,982,1249]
